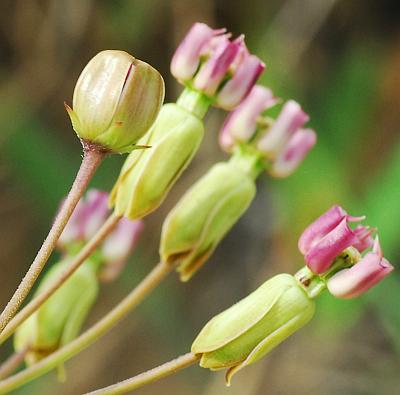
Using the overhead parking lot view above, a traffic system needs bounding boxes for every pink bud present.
[193,36,243,96]
[100,218,144,282]
[327,238,393,298]
[170,23,225,82]
[305,217,357,274]
[58,189,109,249]
[269,128,316,178]
[257,100,309,159]
[298,205,348,255]
[216,53,265,110]
[219,85,277,152]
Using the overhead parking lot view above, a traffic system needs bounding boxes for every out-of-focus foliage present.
[0,1,399,394]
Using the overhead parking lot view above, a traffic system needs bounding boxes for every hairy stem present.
[85,352,200,395]
[0,262,172,394]
[0,144,106,334]
[0,214,121,344]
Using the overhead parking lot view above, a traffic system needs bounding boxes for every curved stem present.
[85,352,200,395]
[0,145,106,334]
[0,214,121,344]
[0,347,30,380]
[0,262,172,394]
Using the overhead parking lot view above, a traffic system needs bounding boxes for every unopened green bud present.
[14,260,98,365]
[110,103,204,219]
[66,50,165,153]
[192,274,315,385]
[160,158,257,281]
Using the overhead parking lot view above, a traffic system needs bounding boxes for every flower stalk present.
[0,145,106,334]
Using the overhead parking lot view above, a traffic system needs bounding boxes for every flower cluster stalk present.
[0,262,172,394]
[0,146,106,334]
[0,214,121,344]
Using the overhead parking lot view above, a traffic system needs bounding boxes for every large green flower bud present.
[66,50,165,153]
[160,159,257,281]
[14,260,98,365]
[109,103,204,219]
[192,274,315,384]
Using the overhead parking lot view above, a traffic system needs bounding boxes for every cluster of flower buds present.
[219,85,316,177]
[66,50,165,153]
[298,205,393,298]
[171,23,265,110]
[59,189,144,281]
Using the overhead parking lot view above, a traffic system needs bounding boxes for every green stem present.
[0,214,121,345]
[0,262,172,394]
[294,266,326,299]
[176,88,211,119]
[0,144,106,334]
[0,347,29,380]
[85,353,200,395]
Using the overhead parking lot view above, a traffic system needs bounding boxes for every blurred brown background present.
[0,0,400,394]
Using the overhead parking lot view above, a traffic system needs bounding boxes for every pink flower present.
[327,238,394,298]
[269,128,316,178]
[257,100,309,159]
[216,51,265,110]
[58,190,109,249]
[219,85,277,152]
[299,206,374,274]
[171,23,264,109]
[170,23,226,82]
[100,218,144,282]
[193,36,243,96]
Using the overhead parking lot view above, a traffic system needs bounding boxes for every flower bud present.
[269,128,316,178]
[327,237,394,298]
[160,160,257,281]
[299,206,374,274]
[110,104,204,219]
[192,274,315,385]
[14,260,98,364]
[99,218,144,282]
[66,50,165,153]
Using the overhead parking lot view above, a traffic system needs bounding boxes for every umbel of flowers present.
[160,85,316,281]
[191,206,393,385]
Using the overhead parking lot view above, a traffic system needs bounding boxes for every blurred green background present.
[0,0,399,394]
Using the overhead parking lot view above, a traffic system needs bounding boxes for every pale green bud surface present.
[66,50,165,153]
[110,103,204,219]
[191,274,315,384]
[14,260,98,365]
[160,159,257,281]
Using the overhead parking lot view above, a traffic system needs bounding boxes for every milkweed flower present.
[171,23,265,110]
[65,50,165,153]
[298,205,374,274]
[219,85,316,177]
[327,237,393,298]
[192,274,315,385]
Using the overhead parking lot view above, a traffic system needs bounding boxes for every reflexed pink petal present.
[216,54,265,110]
[327,249,394,298]
[193,38,243,95]
[257,100,309,159]
[170,23,224,81]
[219,86,277,149]
[298,205,347,255]
[269,128,316,178]
[352,225,375,253]
[305,217,356,274]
